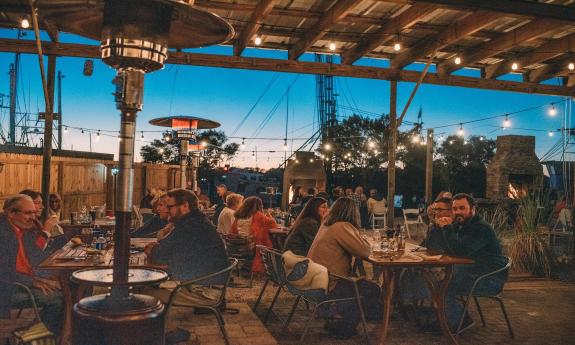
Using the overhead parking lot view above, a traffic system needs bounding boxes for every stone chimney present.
[282,151,326,209]
[486,135,542,200]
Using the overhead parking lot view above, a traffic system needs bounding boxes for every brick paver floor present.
[1,278,573,345]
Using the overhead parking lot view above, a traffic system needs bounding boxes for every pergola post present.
[386,79,398,228]
[40,54,56,221]
[425,128,434,204]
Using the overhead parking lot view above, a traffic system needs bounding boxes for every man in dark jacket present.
[0,194,63,334]
[432,193,508,332]
[144,189,229,305]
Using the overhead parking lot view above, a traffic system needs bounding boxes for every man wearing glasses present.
[0,194,63,335]
[144,188,229,306]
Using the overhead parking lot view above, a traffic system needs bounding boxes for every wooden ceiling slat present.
[526,55,573,83]
[233,0,276,56]
[390,10,500,70]
[437,18,566,75]
[0,38,571,96]
[288,0,363,60]
[485,32,575,79]
[341,3,436,65]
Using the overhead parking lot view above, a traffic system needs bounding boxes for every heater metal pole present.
[180,139,188,188]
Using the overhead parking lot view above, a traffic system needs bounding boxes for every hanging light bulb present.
[411,134,420,143]
[240,138,246,149]
[548,105,557,116]
[20,16,30,29]
[295,159,299,164]
[118,135,122,142]
[96,130,101,141]
[457,124,464,137]
[479,136,484,141]
[309,158,314,163]
[81,129,84,134]
[159,148,165,154]
[449,140,454,144]
[164,132,171,142]
[569,62,575,71]
[393,42,401,51]
[548,131,554,137]
[454,56,461,65]
[325,157,330,162]
[64,126,68,134]
[511,62,519,71]
[329,42,336,51]
[254,36,262,46]
[252,151,256,159]
[200,140,208,147]
[283,139,288,151]
[140,131,145,140]
[324,143,331,151]
[374,150,379,155]
[503,115,511,128]
[368,141,375,149]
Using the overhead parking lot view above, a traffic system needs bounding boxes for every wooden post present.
[425,128,434,204]
[386,80,398,228]
[41,55,56,221]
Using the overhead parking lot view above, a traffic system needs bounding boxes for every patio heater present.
[149,116,220,190]
[14,1,233,344]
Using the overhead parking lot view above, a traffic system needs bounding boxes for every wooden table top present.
[39,238,161,271]
[59,218,116,228]
[366,242,474,267]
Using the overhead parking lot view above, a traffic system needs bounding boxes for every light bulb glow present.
[503,116,510,128]
[200,140,208,147]
[393,42,401,51]
[309,158,314,163]
[159,148,164,154]
[511,62,519,70]
[457,125,464,137]
[411,134,420,143]
[548,105,557,116]
[254,36,262,46]
[329,42,336,51]
[324,143,331,150]
[140,131,145,140]
[240,138,246,149]
[368,141,375,148]
[20,17,29,29]
[548,131,554,137]
[118,136,122,142]
[454,56,461,65]
[64,127,68,134]
[569,62,575,71]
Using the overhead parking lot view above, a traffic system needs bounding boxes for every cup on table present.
[80,228,94,246]
[89,210,97,223]
[71,212,79,225]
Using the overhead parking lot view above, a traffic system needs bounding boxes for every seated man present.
[0,194,63,335]
[402,193,507,333]
[131,193,169,238]
[144,189,229,305]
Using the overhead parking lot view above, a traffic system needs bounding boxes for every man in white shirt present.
[217,193,244,234]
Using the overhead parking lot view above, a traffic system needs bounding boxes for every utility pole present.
[386,80,398,228]
[425,128,434,204]
[8,61,17,144]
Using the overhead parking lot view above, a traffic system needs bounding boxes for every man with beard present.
[144,188,229,305]
[0,194,63,335]
[433,193,507,333]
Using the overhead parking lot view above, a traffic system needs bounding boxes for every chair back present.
[403,208,422,224]
[224,234,255,259]
[132,205,144,229]
[257,245,285,285]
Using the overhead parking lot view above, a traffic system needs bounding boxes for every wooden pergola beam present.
[485,32,575,79]
[341,3,435,65]
[390,10,499,70]
[0,38,572,96]
[411,0,575,22]
[526,56,573,84]
[233,0,276,56]
[437,18,565,75]
[288,0,362,60]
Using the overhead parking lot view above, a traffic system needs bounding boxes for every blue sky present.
[0,28,569,169]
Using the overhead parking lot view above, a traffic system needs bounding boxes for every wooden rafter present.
[437,18,566,75]
[233,0,276,56]
[485,32,575,79]
[391,10,499,70]
[288,0,362,60]
[411,0,575,22]
[526,55,573,83]
[0,38,572,96]
[341,3,436,65]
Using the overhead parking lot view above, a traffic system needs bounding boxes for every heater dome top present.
[149,115,221,129]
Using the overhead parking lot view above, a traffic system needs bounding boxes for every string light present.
[411,134,420,143]
[309,158,314,163]
[140,131,145,140]
[240,138,246,149]
[548,105,557,116]
[374,150,379,155]
[117,135,122,142]
[329,42,336,51]
[569,62,575,71]
[454,56,461,65]
[511,62,519,71]
[548,131,554,137]
[200,140,208,147]
[479,136,484,141]
[457,124,464,137]
[164,133,171,142]
[283,139,288,150]
[367,141,375,148]
[96,130,100,141]
[324,143,331,150]
[295,159,299,164]
[252,151,256,159]
[254,36,262,46]
[503,115,510,128]
[159,148,164,154]
[20,16,29,29]
[449,140,454,144]
[64,126,68,134]
[81,129,84,134]
[393,42,401,51]
[325,157,330,162]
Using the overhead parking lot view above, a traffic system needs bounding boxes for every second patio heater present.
[150,116,220,190]
[4,1,233,344]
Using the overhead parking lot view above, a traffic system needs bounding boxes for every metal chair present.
[252,245,286,323]
[455,257,514,338]
[164,259,238,345]
[224,234,255,288]
[370,212,387,229]
[281,271,370,345]
[403,208,423,239]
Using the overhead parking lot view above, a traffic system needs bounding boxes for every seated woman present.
[230,196,278,274]
[308,197,381,339]
[131,194,169,238]
[283,197,328,256]
[217,193,244,235]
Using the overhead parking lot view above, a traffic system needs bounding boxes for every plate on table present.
[399,254,424,262]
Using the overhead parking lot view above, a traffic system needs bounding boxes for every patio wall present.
[0,146,184,217]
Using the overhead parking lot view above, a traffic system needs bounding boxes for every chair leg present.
[281,296,301,333]
[212,308,231,345]
[15,307,24,318]
[263,284,283,323]
[455,295,472,336]
[300,305,318,344]
[494,297,514,339]
[252,278,270,312]
[473,296,486,326]
[353,284,370,345]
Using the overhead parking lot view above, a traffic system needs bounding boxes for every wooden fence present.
[0,146,186,217]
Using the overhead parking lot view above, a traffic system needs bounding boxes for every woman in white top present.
[217,193,244,234]
[367,189,387,216]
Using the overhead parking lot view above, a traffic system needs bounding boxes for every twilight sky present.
[0,28,569,169]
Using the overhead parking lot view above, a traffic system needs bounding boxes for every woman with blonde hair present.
[231,196,278,273]
[308,197,381,339]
